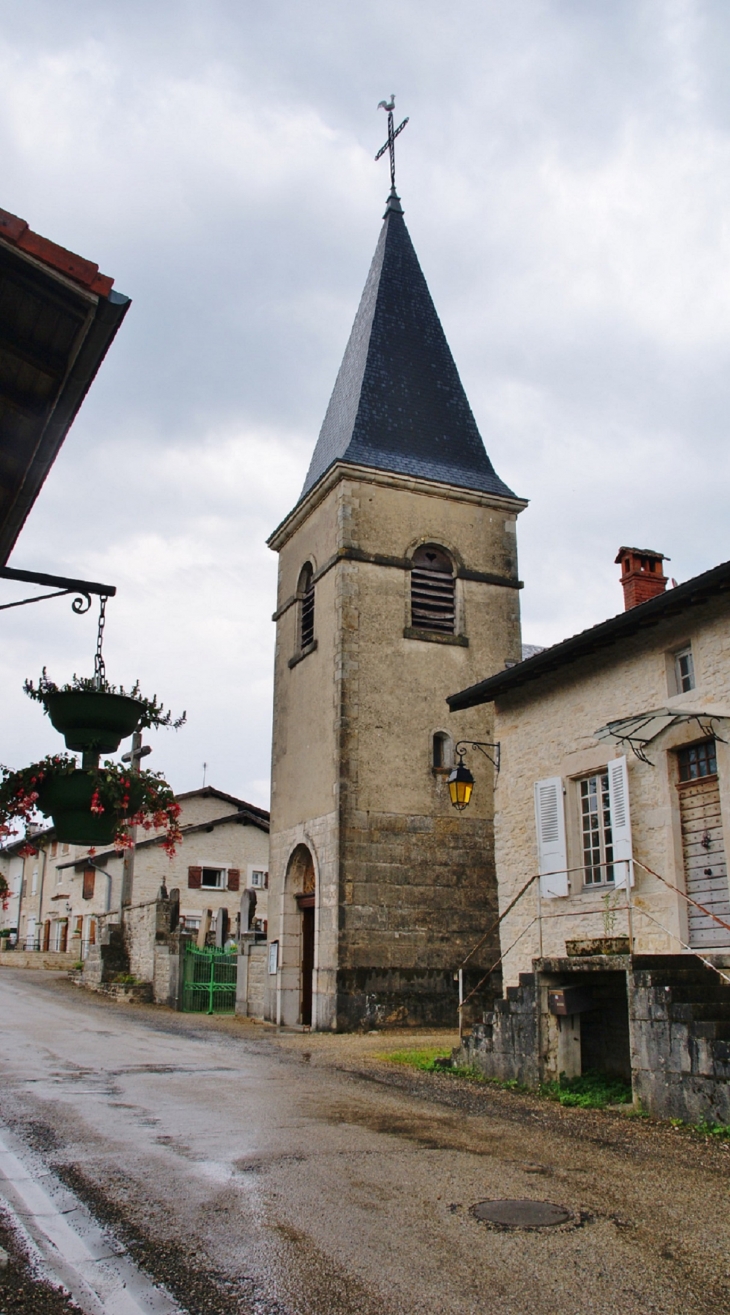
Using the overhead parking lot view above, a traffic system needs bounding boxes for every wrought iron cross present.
[375,95,409,193]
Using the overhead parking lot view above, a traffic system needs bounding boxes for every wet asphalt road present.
[0,970,729,1315]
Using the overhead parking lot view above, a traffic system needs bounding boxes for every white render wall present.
[492,596,730,987]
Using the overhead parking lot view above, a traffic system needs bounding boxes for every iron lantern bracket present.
[454,740,501,776]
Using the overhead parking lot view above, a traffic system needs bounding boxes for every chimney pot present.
[614,546,668,610]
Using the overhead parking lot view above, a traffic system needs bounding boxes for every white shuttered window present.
[534,777,568,897]
[607,755,634,887]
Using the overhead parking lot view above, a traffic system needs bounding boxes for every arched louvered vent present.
[411,545,455,634]
[298,564,315,649]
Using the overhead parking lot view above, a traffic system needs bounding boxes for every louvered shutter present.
[534,776,568,897]
[188,865,202,889]
[227,868,240,891]
[410,547,455,634]
[607,756,634,887]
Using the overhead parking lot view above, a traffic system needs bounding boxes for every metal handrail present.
[458,852,730,1034]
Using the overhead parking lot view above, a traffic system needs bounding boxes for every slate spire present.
[301,193,516,501]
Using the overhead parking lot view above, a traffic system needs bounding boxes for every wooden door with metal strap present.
[678,740,730,949]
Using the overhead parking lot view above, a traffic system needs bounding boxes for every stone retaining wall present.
[0,950,79,971]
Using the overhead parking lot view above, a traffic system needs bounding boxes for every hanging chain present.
[94,595,108,688]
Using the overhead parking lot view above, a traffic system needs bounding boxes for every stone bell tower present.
[265,180,526,1030]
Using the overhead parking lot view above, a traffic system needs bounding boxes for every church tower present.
[265,164,526,1029]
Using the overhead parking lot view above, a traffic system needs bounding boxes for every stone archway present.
[285,844,316,1026]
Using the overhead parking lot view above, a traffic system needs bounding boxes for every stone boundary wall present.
[0,950,78,971]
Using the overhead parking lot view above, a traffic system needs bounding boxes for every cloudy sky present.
[2,0,730,807]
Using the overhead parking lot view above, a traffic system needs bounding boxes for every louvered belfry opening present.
[411,545,455,634]
[299,563,315,649]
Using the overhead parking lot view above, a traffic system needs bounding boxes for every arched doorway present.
[286,844,316,1026]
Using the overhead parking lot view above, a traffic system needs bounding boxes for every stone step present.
[688,1020,730,1041]
[635,971,730,993]
[669,1001,730,1023]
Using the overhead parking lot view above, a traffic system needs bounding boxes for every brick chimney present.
[615,546,668,610]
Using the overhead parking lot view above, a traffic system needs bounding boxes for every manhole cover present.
[471,1199,571,1229]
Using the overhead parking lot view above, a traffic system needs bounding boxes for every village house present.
[0,829,81,956]
[448,547,730,1123]
[1,787,269,965]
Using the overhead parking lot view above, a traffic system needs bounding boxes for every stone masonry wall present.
[124,899,158,982]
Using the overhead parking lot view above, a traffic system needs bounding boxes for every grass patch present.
[538,1070,633,1109]
[378,1049,631,1109]
[382,1047,455,1071]
[670,1117,730,1141]
[378,1048,522,1087]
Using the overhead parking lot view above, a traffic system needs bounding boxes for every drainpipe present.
[90,864,115,913]
[35,843,48,950]
[14,851,26,948]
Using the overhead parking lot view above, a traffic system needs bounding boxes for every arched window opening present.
[411,545,455,634]
[298,563,315,649]
[432,732,453,770]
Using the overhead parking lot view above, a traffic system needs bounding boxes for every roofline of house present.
[447,557,730,711]
[0,824,55,858]
[57,806,269,871]
[173,785,269,821]
[0,210,131,564]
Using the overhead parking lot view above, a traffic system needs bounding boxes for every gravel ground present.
[0,968,729,1315]
[0,1212,82,1314]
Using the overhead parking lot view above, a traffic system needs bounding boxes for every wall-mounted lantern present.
[448,741,500,811]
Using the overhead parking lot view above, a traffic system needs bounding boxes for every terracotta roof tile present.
[0,206,114,296]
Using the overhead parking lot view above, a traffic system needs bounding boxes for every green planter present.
[44,691,144,753]
[36,771,144,847]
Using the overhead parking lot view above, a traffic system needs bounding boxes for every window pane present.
[580,773,614,885]
[675,648,695,693]
[678,739,717,782]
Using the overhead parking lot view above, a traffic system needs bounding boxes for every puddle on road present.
[317,1099,503,1158]
[235,1152,307,1176]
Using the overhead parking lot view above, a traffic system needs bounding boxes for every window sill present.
[404,628,468,647]
[288,639,318,669]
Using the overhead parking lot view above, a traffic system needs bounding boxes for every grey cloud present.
[2,0,730,800]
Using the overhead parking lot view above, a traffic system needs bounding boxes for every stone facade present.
[266,464,524,1029]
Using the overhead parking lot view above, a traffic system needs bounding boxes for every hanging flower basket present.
[43,691,146,754]
[24,671,186,754]
[0,755,182,854]
[36,769,145,846]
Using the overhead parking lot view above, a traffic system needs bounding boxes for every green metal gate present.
[181,945,238,1014]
